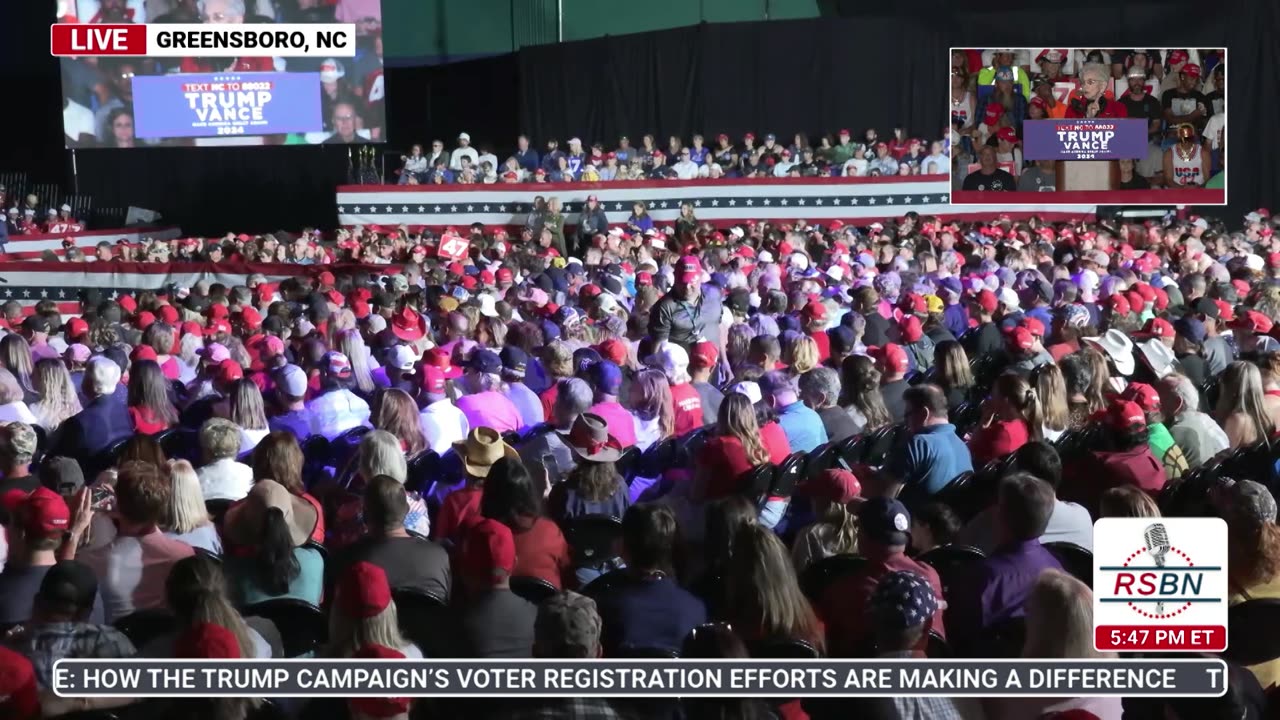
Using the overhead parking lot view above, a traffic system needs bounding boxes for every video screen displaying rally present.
[57,0,384,147]
[951,48,1225,199]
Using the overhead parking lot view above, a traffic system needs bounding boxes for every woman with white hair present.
[226,379,269,453]
[328,430,430,548]
[163,459,222,555]
[49,355,132,461]
[0,367,37,424]
[338,329,377,398]
[176,332,204,383]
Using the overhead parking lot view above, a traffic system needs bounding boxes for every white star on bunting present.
[401,206,409,212]
[729,200,737,206]
[483,205,490,212]
[798,199,806,206]
[711,200,719,207]
[450,205,458,212]
[418,206,426,212]
[384,205,392,212]
[353,206,361,212]
[467,205,474,212]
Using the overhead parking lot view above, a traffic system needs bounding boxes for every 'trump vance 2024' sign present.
[1023,118,1149,161]
[1093,518,1228,652]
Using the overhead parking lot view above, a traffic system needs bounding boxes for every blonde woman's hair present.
[1031,363,1069,433]
[338,329,376,394]
[727,525,825,651]
[223,335,252,370]
[628,369,675,441]
[31,357,81,430]
[1217,361,1273,442]
[200,417,242,461]
[935,341,973,391]
[166,555,258,659]
[1080,346,1111,414]
[718,392,769,466]
[994,373,1046,442]
[0,368,24,405]
[359,429,407,484]
[1099,485,1161,518]
[541,341,573,380]
[374,389,426,456]
[813,497,858,560]
[228,379,268,431]
[165,459,212,534]
[1022,568,1108,658]
[327,604,406,658]
[786,336,820,375]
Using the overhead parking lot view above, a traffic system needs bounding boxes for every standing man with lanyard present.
[648,255,706,354]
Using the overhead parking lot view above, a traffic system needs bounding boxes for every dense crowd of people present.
[396,129,951,184]
[0,203,1275,719]
[951,48,1226,192]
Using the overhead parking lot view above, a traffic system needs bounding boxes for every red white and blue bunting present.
[336,177,1097,228]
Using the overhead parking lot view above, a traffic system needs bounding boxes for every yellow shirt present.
[1229,576,1280,690]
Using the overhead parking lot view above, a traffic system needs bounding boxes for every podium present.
[1057,160,1117,190]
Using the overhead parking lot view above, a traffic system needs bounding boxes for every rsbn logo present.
[1094,517,1228,652]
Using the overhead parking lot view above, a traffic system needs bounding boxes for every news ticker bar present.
[53,659,1227,698]
[51,24,357,57]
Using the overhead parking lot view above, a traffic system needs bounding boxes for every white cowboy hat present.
[1084,329,1135,377]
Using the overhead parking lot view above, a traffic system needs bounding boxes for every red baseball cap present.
[239,307,262,330]
[318,270,336,287]
[1231,310,1274,335]
[1103,293,1130,316]
[1108,399,1149,432]
[216,359,243,384]
[204,319,231,337]
[338,561,392,618]
[1020,316,1045,337]
[207,304,229,321]
[421,365,448,396]
[899,293,927,315]
[900,315,924,343]
[677,255,702,284]
[0,646,39,717]
[180,320,203,339]
[135,311,156,330]
[131,345,158,363]
[460,518,516,585]
[20,486,70,537]
[158,304,180,325]
[117,294,137,314]
[1214,299,1235,322]
[800,301,828,322]
[976,289,998,314]
[1120,382,1161,413]
[690,341,719,369]
[996,127,1019,144]
[983,102,1003,126]
[596,338,628,366]
[1182,63,1202,78]
[496,268,514,284]
[1007,326,1035,352]
[797,469,862,504]
[636,272,654,287]
[873,343,909,374]
[66,317,88,340]
[1137,317,1175,340]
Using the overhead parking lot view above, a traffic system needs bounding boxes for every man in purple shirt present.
[455,350,523,434]
[948,472,1063,656]
[499,346,544,429]
[584,360,637,448]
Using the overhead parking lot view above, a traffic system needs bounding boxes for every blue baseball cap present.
[468,349,502,375]
[587,360,623,396]
[540,319,561,341]
[857,497,911,546]
[1173,316,1207,345]
[572,348,602,376]
[498,346,528,377]
[870,571,938,630]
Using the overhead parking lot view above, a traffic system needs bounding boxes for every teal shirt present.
[227,546,325,607]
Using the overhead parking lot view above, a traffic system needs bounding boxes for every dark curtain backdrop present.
[1,0,1274,233]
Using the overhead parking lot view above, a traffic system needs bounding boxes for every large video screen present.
[58,0,384,148]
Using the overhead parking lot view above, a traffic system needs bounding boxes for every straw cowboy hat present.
[562,413,623,463]
[452,427,519,478]
[224,479,317,548]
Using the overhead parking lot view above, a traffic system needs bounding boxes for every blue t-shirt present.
[594,575,707,653]
[775,402,828,453]
[504,382,545,428]
[227,546,325,607]
[888,423,973,501]
[269,409,317,441]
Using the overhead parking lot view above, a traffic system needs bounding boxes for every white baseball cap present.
[458,132,471,141]
[389,344,418,372]
[477,294,499,318]
[278,364,308,397]
[729,381,763,405]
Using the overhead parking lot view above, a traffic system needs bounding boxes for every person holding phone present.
[398,144,429,185]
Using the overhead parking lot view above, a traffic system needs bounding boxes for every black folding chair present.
[392,587,453,658]
[1224,599,1280,666]
[635,438,678,478]
[205,499,234,527]
[564,515,624,570]
[580,568,628,598]
[90,436,132,477]
[157,427,199,463]
[754,637,820,659]
[113,609,176,649]
[31,424,48,467]
[616,446,641,484]
[741,463,776,499]
[1043,541,1094,587]
[916,544,986,599]
[770,452,807,497]
[800,554,867,603]
[242,598,327,657]
[834,433,868,470]
[509,576,558,605]
[676,427,711,468]
[802,442,839,479]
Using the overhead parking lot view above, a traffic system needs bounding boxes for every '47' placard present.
[438,234,470,261]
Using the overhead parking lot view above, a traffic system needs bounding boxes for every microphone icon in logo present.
[1144,523,1171,614]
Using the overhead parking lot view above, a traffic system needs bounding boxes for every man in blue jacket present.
[49,356,132,466]
[514,134,540,174]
